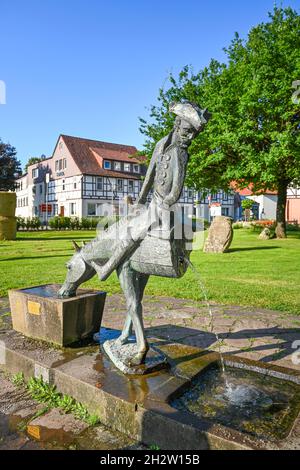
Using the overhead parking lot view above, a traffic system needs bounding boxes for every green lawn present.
[1,229,300,314]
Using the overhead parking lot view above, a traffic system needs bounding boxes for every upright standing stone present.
[259,227,271,240]
[0,192,17,240]
[204,216,233,253]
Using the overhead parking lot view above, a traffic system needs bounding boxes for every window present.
[222,207,229,217]
[55,161,59,171]
[114,162,121,171]
[74,182,77,189]
[87,203,96,216]
[104,161,111,170]
[32,186,36,195]
[223,192,228,201]
[188,189,193,199]
[133,164,140,173]
[211,193,218,201]
[117,179,123,191]
[32,168,38,179]
[97,177,103,191]
[70,202,76,216]
[124,163,131,172]
[62,180,65,191]
[39,184,43,194]
[128,180,134,192]
[63,158,67,169]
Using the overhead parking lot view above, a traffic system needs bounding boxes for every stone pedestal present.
[8,284,106,346]
[102,339,168,375]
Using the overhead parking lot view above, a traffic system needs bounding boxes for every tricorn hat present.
[169,101,211,131]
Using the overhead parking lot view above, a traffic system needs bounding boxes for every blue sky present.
[1,0,299,168]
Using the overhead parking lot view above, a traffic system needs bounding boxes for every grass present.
[1,229,300,314]
[11,372,100,426]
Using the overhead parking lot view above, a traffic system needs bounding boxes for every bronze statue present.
[59,102,211,369]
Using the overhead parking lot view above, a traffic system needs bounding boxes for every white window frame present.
[117,179,123,191]
[124,163,131,172]
[104,161,111,170]
[133,164,140,173]
[70,202,76,216]
[32,168,38,179]
[128,180,134,192]
[97,177,103,191]
[87,203,96,216]
[114,162,121,171]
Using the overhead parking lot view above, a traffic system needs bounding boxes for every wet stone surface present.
[0,371,143,450]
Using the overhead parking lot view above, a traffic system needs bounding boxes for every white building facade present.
[15,134,235,222]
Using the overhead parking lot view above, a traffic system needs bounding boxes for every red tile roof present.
[230,181,277,196]
[61,135,144,179]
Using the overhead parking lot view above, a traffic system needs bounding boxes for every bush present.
[80,217,93,229]
[286,222,300,232]
[16,216,26,230]
[251,220,275,232]
[69,217,80,230]
[49,216,60,230]
[232,222,243,229]
[48,216,71,230]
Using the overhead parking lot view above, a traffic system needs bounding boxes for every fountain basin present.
[171,364,300,441]
[8,284,106,346]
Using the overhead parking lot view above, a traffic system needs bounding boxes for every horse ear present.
[72,240,81,252]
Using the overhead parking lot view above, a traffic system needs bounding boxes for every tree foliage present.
[0,139,21,190]
[25,155,47,173]
[139,7,300,237]
[241,199,255,210]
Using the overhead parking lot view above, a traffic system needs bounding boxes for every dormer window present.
[104,161,111,170]
[114,162,121,171]
[133,164,140,173]
[124,163,130,172]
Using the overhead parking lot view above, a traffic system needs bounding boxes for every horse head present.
[58,241,96,297]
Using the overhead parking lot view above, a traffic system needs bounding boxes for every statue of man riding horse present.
[59,102,211,367]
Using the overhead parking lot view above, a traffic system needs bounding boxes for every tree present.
[140,7,300,238]
[25,155,47,173]
[241,199,255,221]
[0,139,21,190]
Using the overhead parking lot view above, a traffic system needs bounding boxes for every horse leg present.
[116,312,133,345]
[117,263,149,365]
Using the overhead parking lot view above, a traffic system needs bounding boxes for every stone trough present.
[8,284,106,346]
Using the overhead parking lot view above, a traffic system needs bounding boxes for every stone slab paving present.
[100,294,300,372]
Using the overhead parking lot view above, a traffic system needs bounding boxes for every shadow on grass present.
[228,246,281,252]
[0,254,70,262]
[16,235,94,241]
